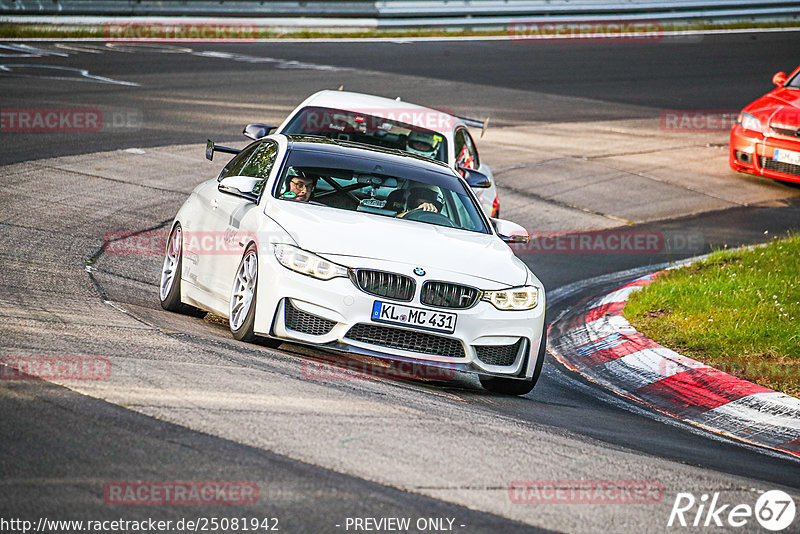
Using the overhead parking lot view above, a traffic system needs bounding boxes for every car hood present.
[745,90,800,126]
[267,201,528,286]
[772,87,800,110]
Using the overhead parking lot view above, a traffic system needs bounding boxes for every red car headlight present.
[737,112,763,133]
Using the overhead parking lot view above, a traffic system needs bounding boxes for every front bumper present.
[253,255,545,380]
[729,124,800,184]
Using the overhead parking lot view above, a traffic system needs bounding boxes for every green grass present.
[2,21,800,40]
[624,232,800,397]
[0,24,507,40]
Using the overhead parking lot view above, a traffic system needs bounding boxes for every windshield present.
[788,70,800,89]
[282,106,448,163]
[273,148,488,234]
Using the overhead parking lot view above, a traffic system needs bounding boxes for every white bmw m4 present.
[160,134,546,395]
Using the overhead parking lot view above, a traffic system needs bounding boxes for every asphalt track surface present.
[1,32,800,533]
[2,30,800,164]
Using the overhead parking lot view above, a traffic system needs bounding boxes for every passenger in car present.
[406,131,441,160]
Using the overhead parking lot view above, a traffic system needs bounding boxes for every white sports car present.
[244,90,501,218]
[160,134,546,395]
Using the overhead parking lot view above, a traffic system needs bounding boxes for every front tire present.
[230,245,259,342]
[479,327,547,396]
[159,223,201,315]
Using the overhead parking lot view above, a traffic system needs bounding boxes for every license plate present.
[773,148,800,166]
[371,301,457,334]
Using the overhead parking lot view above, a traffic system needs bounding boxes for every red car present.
[730,64,800,184]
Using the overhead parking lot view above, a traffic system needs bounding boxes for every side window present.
[454,128,478,170]
[464,130,480,169]
[240,141,278,197]
[454,129,467,167]
[217,142,260,181]
[455,128,479,170]
[240,141,278,179]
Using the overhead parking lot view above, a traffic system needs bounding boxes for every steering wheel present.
[403,209,455,227]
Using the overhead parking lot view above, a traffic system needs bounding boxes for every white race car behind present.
[245,90,501,218]
[160,134,545,395]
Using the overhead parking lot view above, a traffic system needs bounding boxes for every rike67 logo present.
[668,490,796,531]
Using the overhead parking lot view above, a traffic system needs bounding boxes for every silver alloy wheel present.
[159,226,182,301]
[230,250,257,331]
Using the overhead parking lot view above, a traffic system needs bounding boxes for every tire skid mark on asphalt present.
[33,162,192,194]
[85,217,173,304]
[495,183,632,225]
[590,158,753,208]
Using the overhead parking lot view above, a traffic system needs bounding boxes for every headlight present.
[274,244,348,280]
[481,286,538,310]
[737,112,762,133]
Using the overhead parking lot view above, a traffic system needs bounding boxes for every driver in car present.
[283,169,316,202]
[397,186,443,218]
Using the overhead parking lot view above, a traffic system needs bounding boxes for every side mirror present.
[772,72,787,87]
[459,166,491,188]
[218,175,263,202]
[492,218,529,243]
[243,123,277,140]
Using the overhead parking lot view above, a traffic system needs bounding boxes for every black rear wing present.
[457,116,490,138]
[206,139,240,161]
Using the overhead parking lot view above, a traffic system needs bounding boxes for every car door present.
[188,142,263,297]
[206,140,280,301]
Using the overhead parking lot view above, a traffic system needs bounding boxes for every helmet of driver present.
[406,130,440,159]
[407,185,444,212]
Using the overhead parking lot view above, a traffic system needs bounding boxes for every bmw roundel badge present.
[413,267,426,276]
